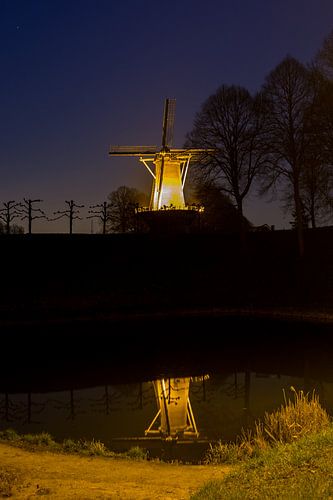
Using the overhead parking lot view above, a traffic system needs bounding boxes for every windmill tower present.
[109,99,211,215]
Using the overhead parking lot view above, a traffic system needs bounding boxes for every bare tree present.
[316,29,333,79]
[52,200,84,234]
[0,201,21,234]
[18,198,46,234]
[87,202,111,235]
[260,56,318,256]
[281,86,333,229]
[185,85,266,227]
[301,73,333,227]
[300,159,333,228]
[107,186,148,233]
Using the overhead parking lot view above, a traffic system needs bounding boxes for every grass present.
[124,445,149,460]
[192,427,333,499]
[192,387,333,499]
[0,429,148,461]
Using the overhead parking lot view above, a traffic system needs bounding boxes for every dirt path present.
[0,443,230,499]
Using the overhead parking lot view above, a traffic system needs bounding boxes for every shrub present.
[0,428,19,441]
[62,438,111,457]
[62,438,81,453]
[204,441,249,464]
[82,439,109,456]
[22,432,56,447]
[125,446,148,460]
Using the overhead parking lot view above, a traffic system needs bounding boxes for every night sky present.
[1,0,333,233]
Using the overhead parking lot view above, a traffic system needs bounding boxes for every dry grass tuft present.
[258,386,330,444]
[205,387,331,464]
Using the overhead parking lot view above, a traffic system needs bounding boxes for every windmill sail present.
[109,145,158,156]
[161,98,176,149]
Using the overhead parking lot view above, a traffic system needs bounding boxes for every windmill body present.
[151,155,184,209]
[109,99,212,213]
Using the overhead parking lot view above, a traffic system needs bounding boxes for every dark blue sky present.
[1,0,333,232]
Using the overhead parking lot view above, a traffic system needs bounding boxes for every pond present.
[1,312,332,461]
[1,369,332,462]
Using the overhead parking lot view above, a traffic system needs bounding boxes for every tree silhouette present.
[302,167,332,227]
[87,202,111,235]
[52,200,84,234]
[259,57,318,256]
[50,389,84,420]
[18,198,46,234]
[89,385,122,415]
[316,29,333,79]
[187,179,251,233]
[107,186,148,233]
[0,393,21,422]
[299,74,333,227]
[186,85,266,225]
[16,392,46,424]
[0,201,22,234]
[128,383,155,411]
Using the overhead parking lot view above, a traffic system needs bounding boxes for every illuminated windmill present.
[109,98,211,212]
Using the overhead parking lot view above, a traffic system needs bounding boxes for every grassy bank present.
[2,388,333,498]
[192,427,333,499]
[192,388,333,499]
[0,428,148,460]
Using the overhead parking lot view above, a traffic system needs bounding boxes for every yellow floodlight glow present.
[109,98,214,214]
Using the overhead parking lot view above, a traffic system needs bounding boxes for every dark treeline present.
[0,228,332,323]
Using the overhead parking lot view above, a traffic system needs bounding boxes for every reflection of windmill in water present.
[109,98,212,230]
[145,377,199,440]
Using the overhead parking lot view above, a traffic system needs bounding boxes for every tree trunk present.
[236,199,244,231]
[28,203,32,235]
[310,193,316,228]
[294,176,304,258]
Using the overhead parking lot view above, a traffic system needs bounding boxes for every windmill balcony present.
[136,204,204,213]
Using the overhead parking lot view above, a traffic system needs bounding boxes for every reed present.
[259,386,330,444]
[205,387,330,464]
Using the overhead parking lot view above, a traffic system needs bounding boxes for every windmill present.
[109,98,212,212]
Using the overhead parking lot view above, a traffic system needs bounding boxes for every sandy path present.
[0,443,230,499]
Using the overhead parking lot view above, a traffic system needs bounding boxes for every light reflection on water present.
[1,371,331,454]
